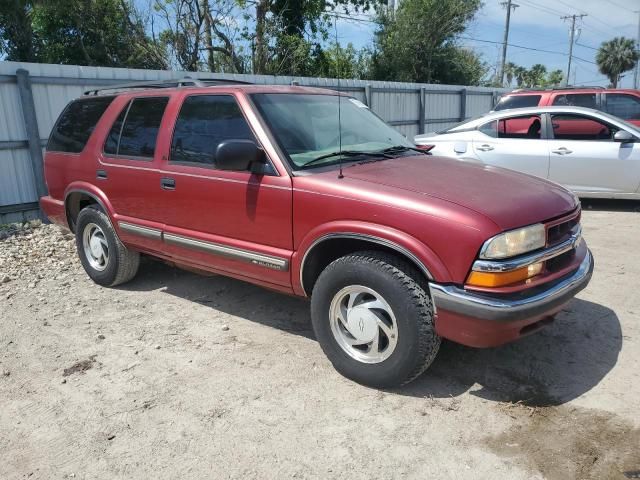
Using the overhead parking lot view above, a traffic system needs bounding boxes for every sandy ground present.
[1,199,639,480]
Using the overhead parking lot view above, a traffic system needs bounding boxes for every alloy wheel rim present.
[329,285,398,364]
[82,222,109,272]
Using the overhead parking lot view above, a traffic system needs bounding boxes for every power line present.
[460,35,596,64]
[602,0,636,14]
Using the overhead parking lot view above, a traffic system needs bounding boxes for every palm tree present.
[503,62,517,87]
[596,37,639,88]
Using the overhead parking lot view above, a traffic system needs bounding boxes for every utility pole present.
[561,14,587,87]
[634,10,639,89]
[499,0,519,87]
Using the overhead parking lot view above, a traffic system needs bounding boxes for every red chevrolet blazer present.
[40,80,594,388]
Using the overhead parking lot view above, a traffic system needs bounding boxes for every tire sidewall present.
[75,207,120,286]
[311,255,435,387]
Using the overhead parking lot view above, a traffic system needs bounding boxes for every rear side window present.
[552,93,597,108]
[494,95,541,111]
[170,95,254,166]
[478,120,498,137]
[104,96,169,159]
[605,94,640,120]
[47,96,115,153]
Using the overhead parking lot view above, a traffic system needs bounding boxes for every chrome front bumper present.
[429,249,594,322]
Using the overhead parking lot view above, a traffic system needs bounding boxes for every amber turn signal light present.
[467,262,543,288]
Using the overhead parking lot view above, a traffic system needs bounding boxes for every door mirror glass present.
[216,140,264,171]
[614,130,635,143]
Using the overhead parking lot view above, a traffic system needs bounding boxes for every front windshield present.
[251,93,413,169]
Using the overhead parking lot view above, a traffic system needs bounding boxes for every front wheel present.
[311,251,440,388]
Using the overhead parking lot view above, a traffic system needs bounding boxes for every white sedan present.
[414,106,640,199]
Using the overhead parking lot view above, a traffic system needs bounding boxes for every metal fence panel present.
[0,61,506,222]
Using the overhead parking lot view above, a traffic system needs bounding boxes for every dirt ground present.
[1,199,639,480]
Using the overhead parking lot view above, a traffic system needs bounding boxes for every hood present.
[340,155,578,231]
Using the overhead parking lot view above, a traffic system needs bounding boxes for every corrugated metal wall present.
[0,61,506,223]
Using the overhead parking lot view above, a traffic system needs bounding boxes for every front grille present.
[547,213,580,246]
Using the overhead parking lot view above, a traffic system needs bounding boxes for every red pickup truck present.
[40,80,594,388]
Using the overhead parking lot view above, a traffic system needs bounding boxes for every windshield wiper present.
[375,145,430,156]
[300,150,392,169]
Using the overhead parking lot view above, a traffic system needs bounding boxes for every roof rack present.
[84,77,253,96]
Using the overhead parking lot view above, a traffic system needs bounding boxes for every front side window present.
[494,95,541,111]
[170,95,254,166]
[251,94,412,170]
[497,115,542,139]
[552,93,597,109]
[104,96,169,159]
[48,96,115,153]
[605,94,640,120]
[550,114,618,141]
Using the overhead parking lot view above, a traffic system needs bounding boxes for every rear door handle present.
[476,144,494,152]
[96,170,107,180]
[552,147,573,155]
[161,177,176,190]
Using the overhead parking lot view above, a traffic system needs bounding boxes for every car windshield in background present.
[494,95,542,111]
[251,93,413,170]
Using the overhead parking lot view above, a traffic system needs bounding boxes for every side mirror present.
[614,130,635,143]
[216,140,265,171]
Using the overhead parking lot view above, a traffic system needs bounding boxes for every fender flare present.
[293,221,451,296]
[63,182,118,232]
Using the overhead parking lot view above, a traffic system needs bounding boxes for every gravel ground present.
[1,201,639,480]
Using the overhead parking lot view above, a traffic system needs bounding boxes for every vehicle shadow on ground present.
[122,258,314,339]
[124,260,621,407]
[580,198,640,212]
[399,298,622,407]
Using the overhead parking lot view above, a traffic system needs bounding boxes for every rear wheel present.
[75,206,140,287]
[311,251,440,388]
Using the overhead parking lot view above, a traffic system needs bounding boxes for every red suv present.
[40,79,594,387]
[495,88,640,126]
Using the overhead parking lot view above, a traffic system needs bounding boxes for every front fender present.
[292,220,452,296]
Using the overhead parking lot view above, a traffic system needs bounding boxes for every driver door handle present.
[477,144,494,152]
[552,147,573,155]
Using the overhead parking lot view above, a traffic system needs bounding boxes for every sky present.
[335,0,640,87]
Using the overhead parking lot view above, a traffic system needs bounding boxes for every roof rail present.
[510,85,605,93]
[83,77,252,96]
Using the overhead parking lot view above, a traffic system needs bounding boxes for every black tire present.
[311,251,440,388]
[75,205,140,287]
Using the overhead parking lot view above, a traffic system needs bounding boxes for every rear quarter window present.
[47,96,115,153]
[494,95,542,111]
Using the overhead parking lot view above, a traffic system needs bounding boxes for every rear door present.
[96,94,171,252]
[155,92,293,288]
[547,112,640,195]
[472,114,550,179]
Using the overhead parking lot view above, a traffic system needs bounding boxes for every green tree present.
[0,0,167,68]
[371,0,484,85]
[596,37,639,88]
[0,0,38,61]
[545,69,563,87]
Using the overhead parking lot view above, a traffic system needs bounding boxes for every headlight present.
[480,223,545,260]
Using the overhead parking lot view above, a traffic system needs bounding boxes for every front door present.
[156,92,293,288]
[472,114,550,179]
[547,113,640,195]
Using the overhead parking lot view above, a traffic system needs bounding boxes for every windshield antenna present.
[334,17,344,179]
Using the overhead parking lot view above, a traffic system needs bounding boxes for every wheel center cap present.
[90,237,102,257]
[346,306,378,343]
